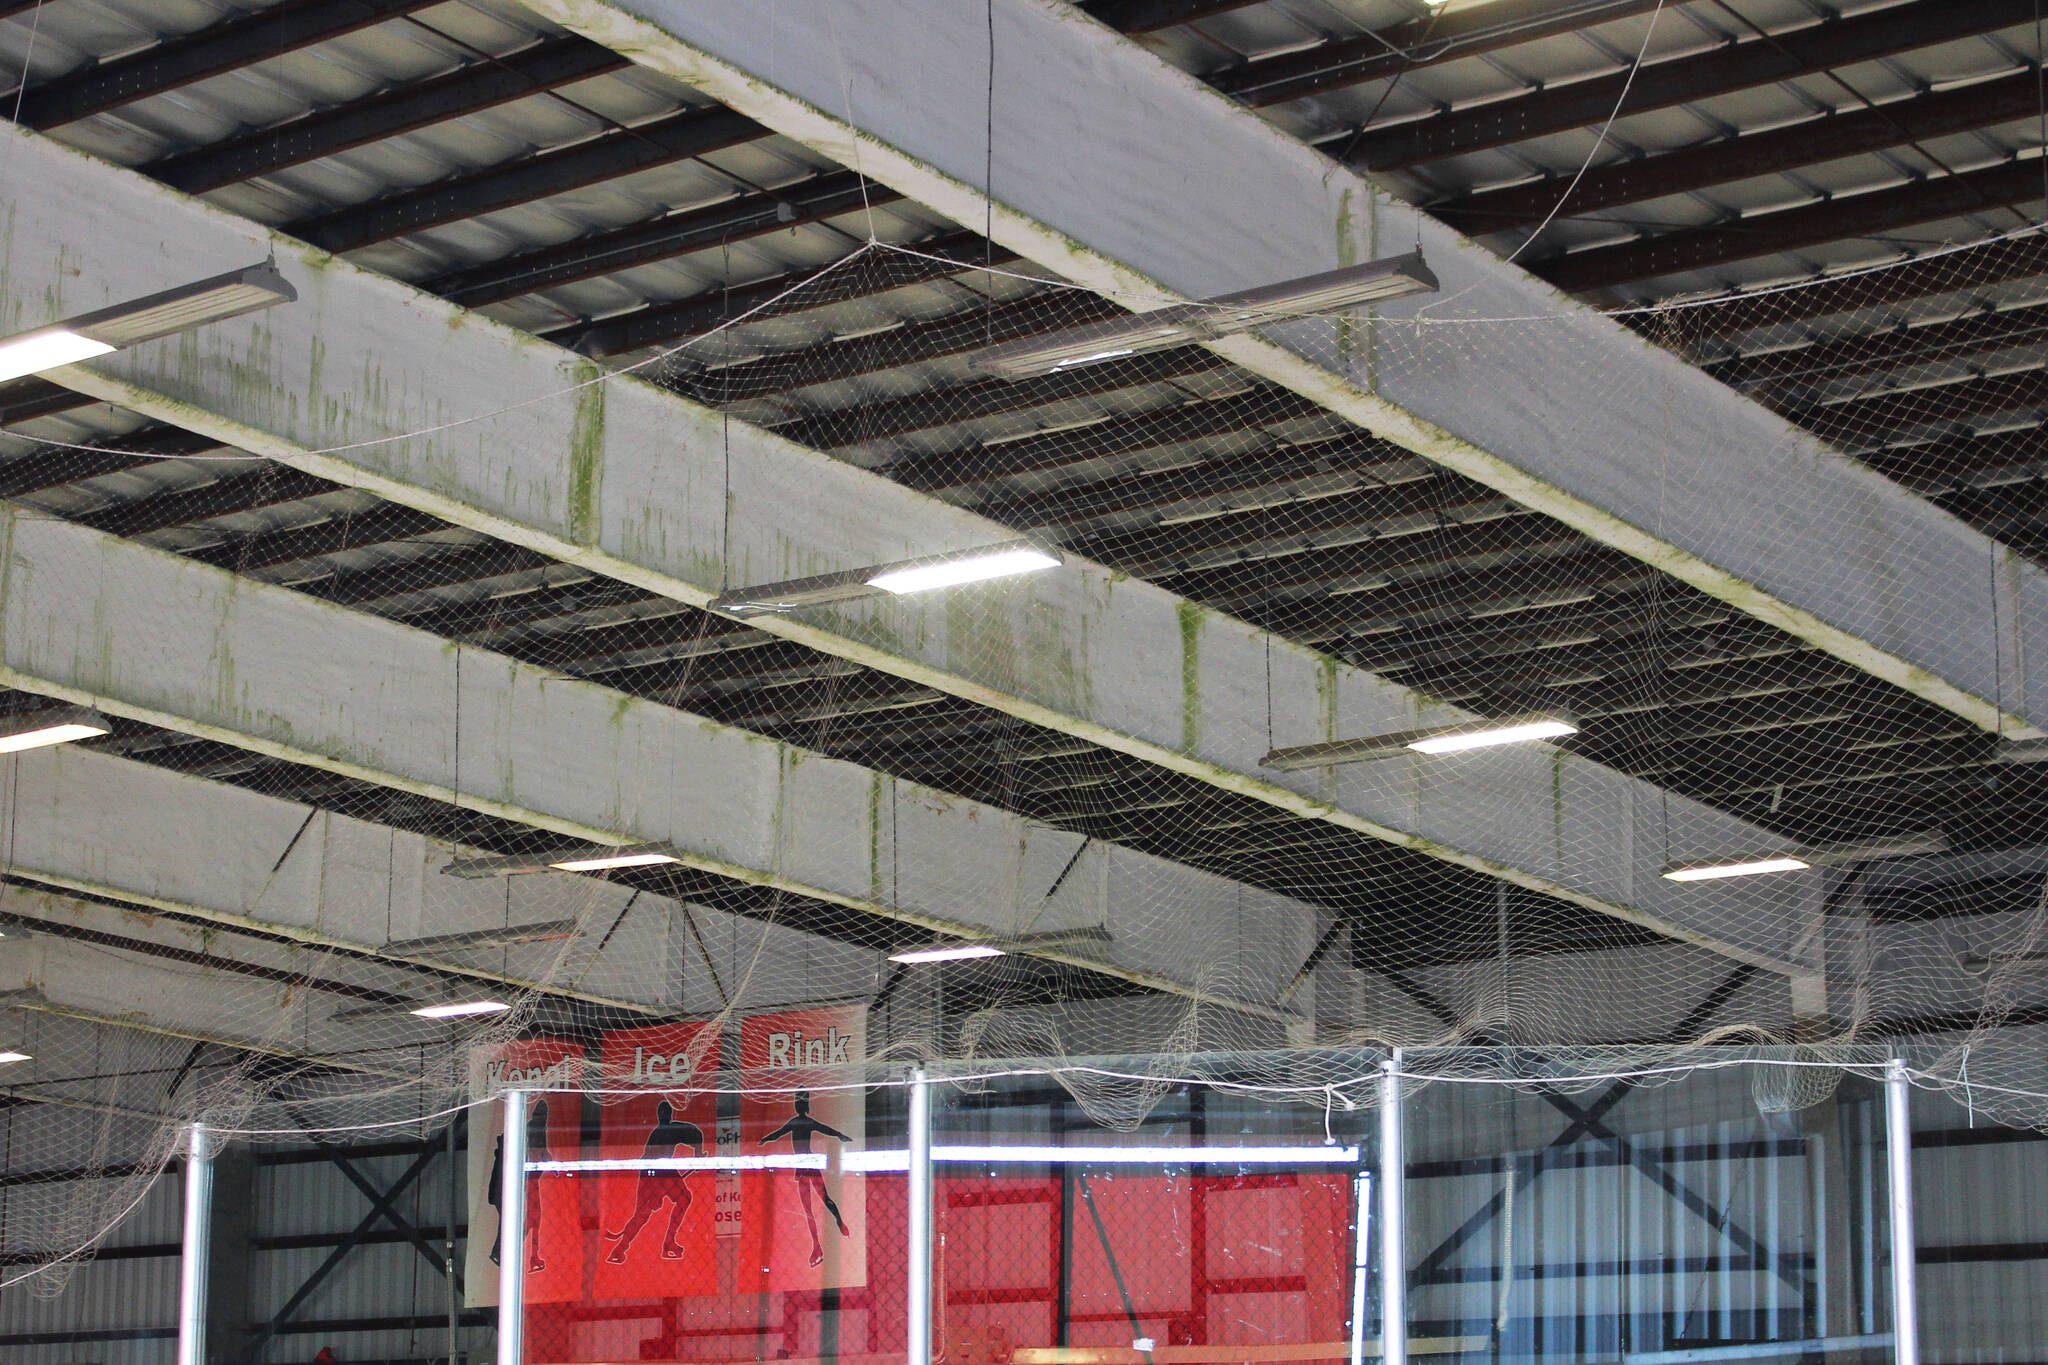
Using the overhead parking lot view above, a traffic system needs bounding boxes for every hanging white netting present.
[1,219,2046,1286]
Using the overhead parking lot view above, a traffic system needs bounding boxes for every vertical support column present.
[176,1123,214,1365]
[205,1140,256,1365]
[497,1091,528,1365]
[448,1114,463,1365]
[1884,1060,1919,1365]
[1347,1170,1372,1365]
[1056,1098,1076,1349]
[907,1069,934,1365]
[1378,1052,1406,1365]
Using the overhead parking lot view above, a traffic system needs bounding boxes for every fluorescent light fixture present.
[0,262,295,383]
[548,849,681,872]
[889,943,1008,964]
[1263,715,1575,770]
[867,545,1061,595]
[409,999,511,1019]
[1055,347,1135,370]
[1802,832,1948,867]
[889,925,1109,965]
[1010,925,1114,951]
[385,919,579,953]
[0,329,116,382]
[1663,832,1944,883]
[711,540,1062,617]
[1407,718,1579,754]
[968,253,1438,380]
[1962,948,2048,974]
[0,1051,30,1065]
[442,843,681,878]
[0,706,112,754]
[1661,856,1810,883]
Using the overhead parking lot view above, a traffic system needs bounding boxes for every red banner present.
[592,1020,723,1299]
[737,1003,868,1292]
[464,1038,586,1306]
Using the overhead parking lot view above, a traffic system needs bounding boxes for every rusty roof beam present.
[4,0,444,130]
[1217,0,1677,109]
[1438,68,2045,235]
[1540,157,2046,293]
[146,33,630,193]
[1333,0,2037,172]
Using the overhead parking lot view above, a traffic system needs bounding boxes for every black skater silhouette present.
[487,1098,554,1273]
[760,1091,852,1267]
[602,1100,707,1264]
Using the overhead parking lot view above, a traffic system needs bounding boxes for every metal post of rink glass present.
[1885,1059,1920,1365]
[1379,1053,1407,1365]
[907,1069,934,1365]
[497,1090,528,1365]
[176,1123,214,1365]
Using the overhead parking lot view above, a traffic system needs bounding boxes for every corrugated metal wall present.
[1404,1080,1892,1361]
[0,1122,479,1365]
[247,1140,481,1365]
[0,1102,183,1365]
[1911,1086,2048,1363]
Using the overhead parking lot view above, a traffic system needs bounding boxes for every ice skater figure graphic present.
[602,1100,707,1264]
[761,1091,852,1266]
[487,1098,554,1273]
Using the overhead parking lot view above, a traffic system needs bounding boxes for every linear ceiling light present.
[1662,831,1945,883]
[0,1051,30,1065]
[409,999,511,1019]
[548,849,681,873]
[0,706,113,754]
[889,943,1007,964]
[968,253,1438,380]
[1262,715,1575,770]
[0,262,296,384]
[1408,718,1579,754]
[868,545,1061,594]
[887,925,1111,965]
[711,541,1061,618]
[384,919,579,953]
[441,844,681,878]
[1661,856,1811,883]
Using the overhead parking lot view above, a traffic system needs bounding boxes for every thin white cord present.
[1495,0,1667,271]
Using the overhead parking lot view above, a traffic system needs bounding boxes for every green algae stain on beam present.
[868,768,886,901]
[1334,188,1360,368]
[1179,601,1202,755]
[568,360,607,546]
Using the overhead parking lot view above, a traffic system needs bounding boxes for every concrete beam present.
[0,749,747,1017]
[522,0,2048,744]
[0,127,1814,972]
[0,904,427,1083]
[0,507,1326,1019]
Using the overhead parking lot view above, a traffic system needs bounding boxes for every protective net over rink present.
[4,219,2048,1289]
